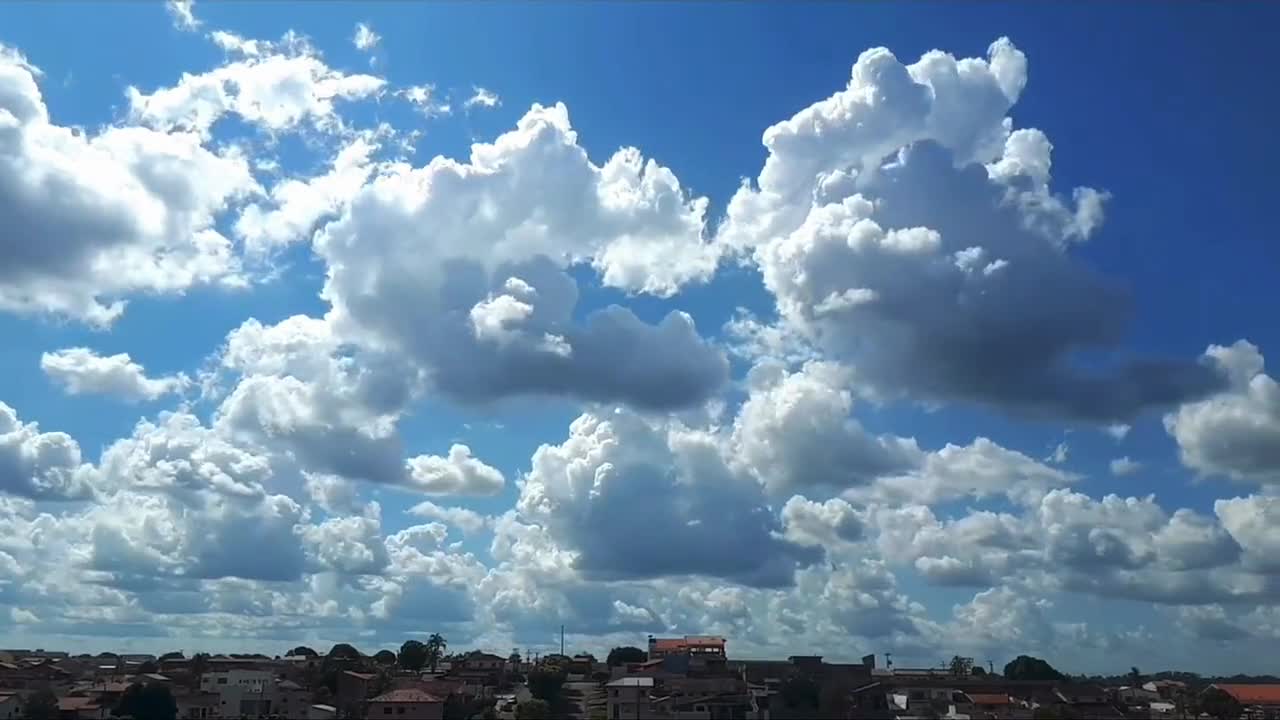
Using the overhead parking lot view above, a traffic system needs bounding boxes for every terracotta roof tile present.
[1215,684,1280,705]
[370,688,443,703]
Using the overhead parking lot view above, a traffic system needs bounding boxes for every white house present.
[607,676,656,720]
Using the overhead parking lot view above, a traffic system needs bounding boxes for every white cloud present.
[406,445,505,496]
[128,32,385,137]
[0,44,257,325]
[1165,340,1280,483]
[352,22,381,52]
[1110,456,1141,476]
[464,86,501,110]
[1105,423,1131,441]
[41,348,189,402]
[398,84,451,118]
[0,401,96,500]
[1047,441,1069,464]
[407,500,492,535]
[165,0,200,31]
[730,39,1222,422]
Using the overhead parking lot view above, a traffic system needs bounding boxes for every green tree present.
[23,689,58,720]
[399,639,428,671]
[1129,666,1143,687]
[606,646,647,667]
[158,652,184,662]
[373,649,397,665]
[287,646,318,657]
[425,633,448,672]
[949,656,974,676]
[114,682,178,720]
[971,666,988,677]
[1200,687,1243,720]
[189,653,209,689]
[509,650,522,665]
[527,666,567,702]
[516,698,552,719]
[1003,655,1065,681]
[138,660,160,674]
[327,643,362,661]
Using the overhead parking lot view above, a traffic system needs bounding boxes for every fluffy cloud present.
[465,86,501,110]
[127,31,384,136]
[165,0,199,31]
[0,44,257,324]
[729,39,1222,421]
[1110,457,1141,476]
[41,348,189,402]
[406,445,505,496]
[1165,341,1280,483]
[0,402,96,500]
[315,104,728,408]
[407,500,492,535]
[516,410,818,587]
[352,23,380,52]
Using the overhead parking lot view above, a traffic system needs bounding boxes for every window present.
[383,707,392,715]
[217,678,228,685]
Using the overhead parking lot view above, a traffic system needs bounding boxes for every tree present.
[287,646,319,657]
[606,646,647,667]
[971,666,988,677]
[516,698,552,719]
[374,650,397,665]
[1003,655,1065,681]
[23,689,58,720]
[509,650,522,665]
[949,656,974,676]
[327,643,362,661]
[425,634,448,672]
[399,640,428,671]
[114,682,178,720]
[1200,687,1243,720]
[527,666,567,702]
[139,660,160,674]
[1129,666,1143,687]
[158,652,184,662]
[189,653,209,689]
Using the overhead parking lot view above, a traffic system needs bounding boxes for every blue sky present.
[1,1,1278,673]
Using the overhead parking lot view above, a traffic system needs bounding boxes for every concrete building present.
[200,668,274,716]
[0,692,20,720]
[608,676,657,720]
[366,688,445,719]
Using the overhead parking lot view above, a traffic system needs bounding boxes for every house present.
[648,636,726,661]
[1142,680,1188,700]
[310,704,339,719]
[0,692,20,720]
[199,668,275,716]
[56,695,112,720]
[338,670,379,706]
[366,688,445,720]
[964,692,1019,718]
[608,676,657,720]
[459,652,506,673]
[273,678,313,717]
[1208,684,1280,716]
[172,688,219,720]
[1116,686,1161,705]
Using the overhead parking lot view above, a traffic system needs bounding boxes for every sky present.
[0,0,1278,674]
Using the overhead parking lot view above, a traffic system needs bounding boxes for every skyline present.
[0,1,1278,675]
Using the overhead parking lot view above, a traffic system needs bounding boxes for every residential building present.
[1142,680,1188,700]
[608,676,657,720]
[172,689,219,720]
[199,668,274,716]
[310,704,339,719]
[0,692,20,720]
[338,669,379,707]
[1208,684,1280,717]
[56,695,112,720]
[649,637,727,661]
[366,688,445,720]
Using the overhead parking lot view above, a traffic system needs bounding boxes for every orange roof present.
[651,636,725,651]
[1215,685,1280,705]
[59,697,103,711]
[968,694,1012,705]
[370,688,443,703]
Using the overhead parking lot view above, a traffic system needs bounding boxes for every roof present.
[277,679,305,690]
[58,697,103,711]
[370,688,443,703]
[1214,684,1280,705]
[968,693,1013,705]
[608,677,656,688]
[343,670,378,680]
[312,704,338,712]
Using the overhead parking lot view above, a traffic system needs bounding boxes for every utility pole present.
[560,625,565,657]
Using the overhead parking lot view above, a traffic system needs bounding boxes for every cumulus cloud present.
[0,402,96,500]
[729,39,1222,422]
[464,86,500,110]
[406,445,505,496]
[127,31,384,136]
[315,104,728,408]
[1110,456,1141,476]
[1165,340,1280,483]
[408,500,492,535]
[516,410,819,587]
[41,348,189,402]
[0,44,257,325]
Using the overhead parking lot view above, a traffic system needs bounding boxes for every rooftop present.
[1214,684,1280,705]
[608,677,656,688]
[370,688,444,703]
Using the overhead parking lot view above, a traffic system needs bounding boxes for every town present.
[0,637,1276,720]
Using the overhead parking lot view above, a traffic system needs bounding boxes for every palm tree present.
[425,634,447,672]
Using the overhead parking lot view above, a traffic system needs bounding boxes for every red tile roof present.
[968,693,1013,706]
[370,688,443,703]
[58,697,103,711]
[1215,685,1280,705]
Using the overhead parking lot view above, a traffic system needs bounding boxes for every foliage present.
[23,690,58,720]
[138,660,160,674]
[949,656,974,676]
[971,666,987,676]
[399,639,428,671]
[780,674,821,709]
[1031,705,1068,720]
[516,698,552,719]
[1129,666,1143,686]
[287,646,319,657]
[327,643,362,660]
[114,682,178,720]
[591,670,611,682]
[426,633,448,672]
[373,649,397,665]
[1201,687,1243,720]
[527,665,568,702]
[606,646,648,667]
[158,651,184,662]
[1003,655,1065,681]
[510,650,522,665]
